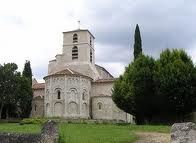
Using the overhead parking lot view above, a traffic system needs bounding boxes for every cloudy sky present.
[0,0,196,82]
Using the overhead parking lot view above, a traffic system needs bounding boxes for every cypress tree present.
[133,24,142,60]
[22,60,32,84]
[20,60,33,118]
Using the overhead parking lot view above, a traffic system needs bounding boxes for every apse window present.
[73,33,78,43]
[97,102,102,110]
[82,92,85,100]
[72,46,78,60]
[57,90,61,99]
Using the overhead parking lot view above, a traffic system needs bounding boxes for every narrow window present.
[57,90,61,99]
[72,46,78,60]
[82,92,85,100]
[90,37,92,46]
[90,49,92,63]
[73,33,78,43]
[98,102,102,110]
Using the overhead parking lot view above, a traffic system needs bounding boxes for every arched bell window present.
[90,49,92,63]
[73,33,78,43]
[72,46,78,60]
[90,37,92,46]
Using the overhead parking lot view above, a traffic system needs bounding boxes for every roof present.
[92,94,111,98]
[94,78,118,83]
[32,83,45,89]
[95,64,113,78]
[44,68,92,80]
[63,29,95,39]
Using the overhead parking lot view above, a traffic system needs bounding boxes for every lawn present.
[0,122,170,143]
[0,123,41,134]
[58,123,170,143]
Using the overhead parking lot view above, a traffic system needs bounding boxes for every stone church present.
[31,28,133,123]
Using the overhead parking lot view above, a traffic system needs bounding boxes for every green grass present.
[0,122,170,143]
[0,123,41,134]
[58,123,170,143]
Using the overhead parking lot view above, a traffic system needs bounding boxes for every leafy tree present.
[154,49,196,122]
[0,63,19,119]
[133,24,142,60]
[112,55,155,124]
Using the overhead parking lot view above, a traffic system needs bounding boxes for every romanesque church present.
[31,28,133,123]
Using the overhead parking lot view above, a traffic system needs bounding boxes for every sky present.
[0,0,196,82]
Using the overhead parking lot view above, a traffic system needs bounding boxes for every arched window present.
[57,90,61,99]
[90,37,92,46]
[82,92,85,100]
[82,90,87,100]
[90,49,92,63]
[72,46,78,60]
[97,102,102,110]
[73,33,78,43]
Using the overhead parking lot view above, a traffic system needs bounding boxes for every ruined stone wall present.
[0,121,58,143]
[171,122,196,143]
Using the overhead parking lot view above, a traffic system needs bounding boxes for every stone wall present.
[44,74,91,119]
[171,122,196,143]
[92,96,113,120]
[0,120,58,143]
[31,96,44,117]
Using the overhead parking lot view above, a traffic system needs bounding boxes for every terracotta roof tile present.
[94,78,118,83]
[32,83,45,89]
[44,68,92,80]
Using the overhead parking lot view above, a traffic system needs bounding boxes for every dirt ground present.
[133,132,170,143]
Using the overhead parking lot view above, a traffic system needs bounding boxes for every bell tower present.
[62,29,95,65]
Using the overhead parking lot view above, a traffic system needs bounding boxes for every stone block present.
[171,122,196,143]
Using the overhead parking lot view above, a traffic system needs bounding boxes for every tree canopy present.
[112,48,196,124]
[0,61,33,119]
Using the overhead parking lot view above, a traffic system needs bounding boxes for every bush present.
[20,118,47,124]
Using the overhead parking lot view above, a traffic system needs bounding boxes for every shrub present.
[20,118,47,124]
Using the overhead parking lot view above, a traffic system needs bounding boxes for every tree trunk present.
[0,103,4,119]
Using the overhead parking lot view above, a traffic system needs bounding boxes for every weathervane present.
[78,20,80,29]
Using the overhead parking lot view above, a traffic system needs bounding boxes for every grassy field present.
[58,123,170,143]
[0,123,41,134]
[0,122,170,143]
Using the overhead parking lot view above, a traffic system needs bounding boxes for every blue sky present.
[0,0,196,82]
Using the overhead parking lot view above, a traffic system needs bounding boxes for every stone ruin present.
[0,120,59,143]
[171,122,196,143]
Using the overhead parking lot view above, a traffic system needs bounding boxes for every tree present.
[0,63,19,119]
[154,49,196,122]
[133,24,142,60]
[22,60,32,84]
[112,55,155,124]
[20,60,33,118]
[15,76,32,118]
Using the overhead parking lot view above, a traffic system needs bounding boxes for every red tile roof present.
[44,68,92,80]
[32,83,45,89]
[94,78,118,83]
